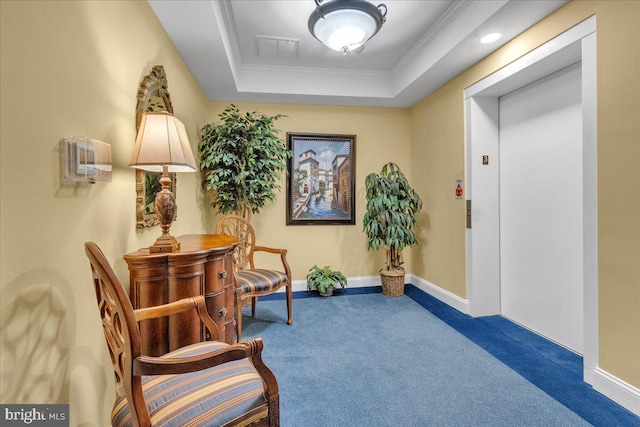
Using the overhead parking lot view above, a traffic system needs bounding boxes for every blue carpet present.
[243,287,640,426]
[403,285,640,427]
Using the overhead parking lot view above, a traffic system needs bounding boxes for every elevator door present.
[499,63,583,353]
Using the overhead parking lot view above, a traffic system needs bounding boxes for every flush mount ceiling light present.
[308,0,387,55]
[480,32,501,44]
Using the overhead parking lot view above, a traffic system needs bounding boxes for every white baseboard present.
[407,274,469,314]
[289,274,469,316]
[589,367,640,416]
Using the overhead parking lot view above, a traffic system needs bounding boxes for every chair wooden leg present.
[286,282,292,325]
[251,297,257,318]
[236,297,243,342]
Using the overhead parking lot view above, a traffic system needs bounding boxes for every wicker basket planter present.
[380,269,405,297]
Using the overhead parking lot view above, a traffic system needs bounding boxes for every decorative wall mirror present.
[134,65,177,228]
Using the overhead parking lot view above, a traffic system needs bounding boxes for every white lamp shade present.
[313,9,377,52]
[129,112,197,173]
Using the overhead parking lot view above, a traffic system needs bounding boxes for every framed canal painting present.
[286,132,356,225]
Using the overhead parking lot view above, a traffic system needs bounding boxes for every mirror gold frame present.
[135,65,177,228]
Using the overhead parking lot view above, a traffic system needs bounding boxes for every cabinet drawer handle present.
[218,307,228,318]
[218,270,227,279]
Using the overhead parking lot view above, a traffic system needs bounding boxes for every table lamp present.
[129,112,196,252]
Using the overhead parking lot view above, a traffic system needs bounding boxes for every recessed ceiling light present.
[480,33,501,44]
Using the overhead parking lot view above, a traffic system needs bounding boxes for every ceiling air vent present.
[255,36,299,59]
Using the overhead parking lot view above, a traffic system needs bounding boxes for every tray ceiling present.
[149,0,568,107]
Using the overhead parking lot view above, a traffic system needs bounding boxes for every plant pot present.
[319,286,335,297]
[380,269,405,297]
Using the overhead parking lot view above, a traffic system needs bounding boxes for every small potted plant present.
[307,265,347,297]
[363,162,423,296]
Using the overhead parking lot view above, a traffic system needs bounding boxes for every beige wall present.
[202,101,411,278]
[0,2,411,424]
[1,0,638,425]
[410,1,640,387]
[0,1,211,424]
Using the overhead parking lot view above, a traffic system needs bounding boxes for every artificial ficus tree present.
[199,105,291,221]
[363,162,423,271]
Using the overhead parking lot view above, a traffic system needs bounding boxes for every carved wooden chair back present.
[216,214,255,270]
[86,242,146,421]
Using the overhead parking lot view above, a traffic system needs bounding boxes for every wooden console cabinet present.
[124,234,238,356]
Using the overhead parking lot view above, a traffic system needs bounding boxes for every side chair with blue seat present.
[215,215,292,341]
[85,241,280,427]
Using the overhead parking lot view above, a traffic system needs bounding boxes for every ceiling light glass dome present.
[308,0,387,55]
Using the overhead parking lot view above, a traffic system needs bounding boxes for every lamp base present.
[150,234,180,253]
[150,166,180,253]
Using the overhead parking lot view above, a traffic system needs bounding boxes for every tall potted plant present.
[363,162,423,296]
[199,104,291,221]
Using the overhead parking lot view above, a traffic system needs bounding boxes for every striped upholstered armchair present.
[216,215,292,341]
[85,242,279,427]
